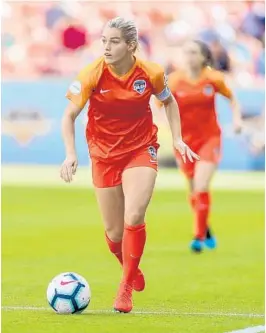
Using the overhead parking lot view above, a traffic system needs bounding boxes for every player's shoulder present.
[168,69,185,82]
[137,58,165,78]
[204,67,225,83]
[78,57,105,79]
[166,69,186,89]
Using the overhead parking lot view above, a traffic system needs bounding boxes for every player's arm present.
[153,71,199,163]
[61,70,94,183]
[216,73,243,133]
[61,102,83,183]
[162,95,182,146]
[229,95,242,134]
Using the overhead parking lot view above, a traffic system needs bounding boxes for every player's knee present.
[124,209,145,226]
[194,182,209,193]
[105,225,123,242]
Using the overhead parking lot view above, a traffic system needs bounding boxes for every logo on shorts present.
[133,80,146,94]
[148,146,157,161]
[203,84,214,96]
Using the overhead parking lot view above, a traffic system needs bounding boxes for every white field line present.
[225,326,265,333]
[1,306,265,318]
[1,165,264,190]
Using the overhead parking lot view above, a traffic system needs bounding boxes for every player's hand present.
[174,139,200,163]
[233,118,243,134]
[60,154,78,183]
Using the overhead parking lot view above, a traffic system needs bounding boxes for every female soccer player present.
[166,40,243,253]
[60,17,199,313]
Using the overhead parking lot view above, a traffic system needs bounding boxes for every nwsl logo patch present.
[203,84,214,96]
[133,80,146,94]
[148,146,157,160]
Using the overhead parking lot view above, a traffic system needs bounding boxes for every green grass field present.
[2,182,265,333]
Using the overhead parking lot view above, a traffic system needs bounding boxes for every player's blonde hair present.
[106,17,139,52]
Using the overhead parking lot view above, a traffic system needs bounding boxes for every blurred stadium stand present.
[2,1,265,82]
[1,1,265,171]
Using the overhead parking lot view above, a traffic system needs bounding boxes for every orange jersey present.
[66,57,170,161]
[167,67,233,147]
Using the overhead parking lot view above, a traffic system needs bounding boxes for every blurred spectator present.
[241,1,265,41]
[256,34,265,76]
[256,48,265,75]
[45,4,67,29]
[1,0,265,85]
[61,21,89,51]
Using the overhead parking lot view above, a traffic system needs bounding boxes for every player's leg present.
[114,167,157,313]
[174,145,215,252]
[94,185,125,263]
[92,158,144,294]
[188,178,196,210]
[186,177,204,252]
[122,166,157,282]
[190,160,217,251]
[175,149,197,213]
[191,137,221,252]
[186,171,216,252]
[113,148,158,313]
[92,158,125,263]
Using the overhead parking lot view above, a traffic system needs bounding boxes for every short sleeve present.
[167,71,180,93]
[152,70,171,102]
[214,73,233,99]
[66,58,104,109]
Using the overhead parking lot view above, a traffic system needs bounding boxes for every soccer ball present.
[47,272,91,314]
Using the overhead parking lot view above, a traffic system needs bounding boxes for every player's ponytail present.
[106,17,139,53]
[193,40,214,68]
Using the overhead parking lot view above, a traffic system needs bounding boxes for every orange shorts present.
[91,146,158,188]
[175,136,221,179]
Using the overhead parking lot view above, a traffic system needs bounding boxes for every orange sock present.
[105,233,123,265]
[194,192,210,240]
[122,223,146,285]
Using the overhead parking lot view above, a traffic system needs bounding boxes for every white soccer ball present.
[47,272,91,314]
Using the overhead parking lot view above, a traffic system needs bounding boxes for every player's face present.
[184,42,205,69]
[101,27,131,65]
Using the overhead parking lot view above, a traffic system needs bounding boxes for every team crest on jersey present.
[148,146,157,160]
[133,80,146,94]
[203,84,214,96]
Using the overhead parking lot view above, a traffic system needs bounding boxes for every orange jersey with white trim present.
[66,57,170,161]
[168,67,233,146]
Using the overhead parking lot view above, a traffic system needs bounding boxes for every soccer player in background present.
[165,40,243,253]
[60,17,199,313]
